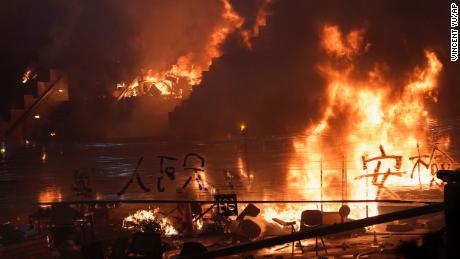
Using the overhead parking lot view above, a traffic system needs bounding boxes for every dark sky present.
[1,0,458,136]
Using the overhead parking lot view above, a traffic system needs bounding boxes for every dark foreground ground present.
[0,138,450,258]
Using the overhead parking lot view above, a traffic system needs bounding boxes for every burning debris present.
[1,1,459,258]
[21,68,37,84]
[114,0,272,100]
[122,209,178,236]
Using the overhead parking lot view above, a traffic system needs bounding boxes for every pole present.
[320,159,323,212]
[417,143,422,190]
[37,199,434,206]
[437,170,460,259]
[241,125,250,184]
[178,203,444,258]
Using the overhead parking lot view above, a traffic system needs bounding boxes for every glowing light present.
[58,89,64,93]
[122,209,178,236]
[21,69,32,84]
[38,187,62,208]
[34,115,40,119]
[41,153,47,161]
[240,123,246,132]
[0,147,5,155]
[50,132,56,137]
[195,219,204,231]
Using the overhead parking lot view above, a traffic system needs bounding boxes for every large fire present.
[115,0,271,100]
[261,24,454,223]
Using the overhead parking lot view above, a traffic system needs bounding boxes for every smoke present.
[172,0,460,138]
[12,0,271,100]
[2,0,458,139]
[39,0,248,99]
[4,0,263,138]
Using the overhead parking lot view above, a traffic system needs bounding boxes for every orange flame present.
[38,187,63,208]
[122,208,178,236]
[117,0,271,99]
[117,0,248,99]
[241,0,272,49]
[262,24,451,223]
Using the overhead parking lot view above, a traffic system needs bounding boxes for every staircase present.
[0,69,69,144]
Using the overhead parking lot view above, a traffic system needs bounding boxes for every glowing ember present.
[21,69,36,84]
[122,209,178,236]
[261,24,454,223]
[195,218,204,231]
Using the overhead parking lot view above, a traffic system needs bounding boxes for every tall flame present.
[117,0,243,99]
[262,24,451,223]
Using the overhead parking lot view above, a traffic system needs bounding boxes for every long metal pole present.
[178,203,444,258]
[320,159,323,211]
[36,199,436,206]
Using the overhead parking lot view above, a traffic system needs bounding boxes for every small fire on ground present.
[122,209,178,236]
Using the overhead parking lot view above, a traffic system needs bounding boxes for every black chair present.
[300,210,327,255]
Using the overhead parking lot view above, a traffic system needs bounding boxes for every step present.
[23,94,36,109]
